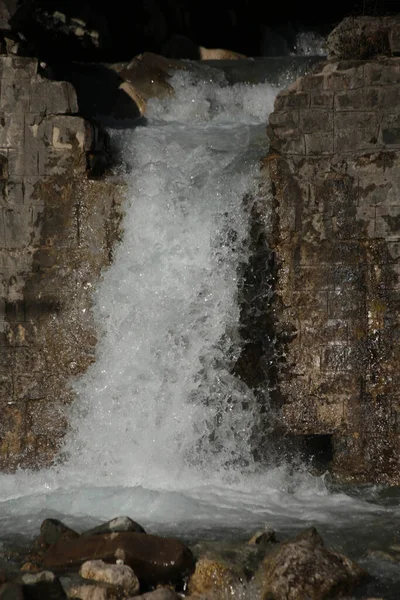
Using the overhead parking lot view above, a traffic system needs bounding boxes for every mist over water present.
[0,71,398,551]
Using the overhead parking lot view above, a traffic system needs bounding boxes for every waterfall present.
[0,66,390,542]
[63,70,279,488]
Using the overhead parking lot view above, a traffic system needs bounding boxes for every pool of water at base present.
[0,479,400,598]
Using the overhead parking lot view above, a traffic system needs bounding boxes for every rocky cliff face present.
[267,17,400,483]
[0,56,123,470]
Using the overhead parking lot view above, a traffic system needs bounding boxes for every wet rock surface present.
[267,16,400,484]
[0,518,371,599]
[43,532,195,585]
[0,53,124,471]
[258,527,366,600]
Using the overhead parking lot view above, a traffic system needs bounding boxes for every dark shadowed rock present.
[21,570,67,599]
[43,532,195,585]
[81,516,146,537]
[0,582,24,600]
[258,527,366,600]
[327,16,400,59]
[40,519,80,546]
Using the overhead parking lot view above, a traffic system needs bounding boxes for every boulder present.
[188,556,244,599]
[40,518,80,546]
[109,52,184,119]
[82,517,146,537]
[43,532,195,585]
[327,16,400,59]
[80,560,140,595]
[258,527,367,600]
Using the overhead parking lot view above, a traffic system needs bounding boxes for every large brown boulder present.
[43,532,195,586]
[258,528,366,600]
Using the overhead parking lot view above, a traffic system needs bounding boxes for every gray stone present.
[30,79,78,115]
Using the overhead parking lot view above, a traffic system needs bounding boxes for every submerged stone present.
[43,532,195,585]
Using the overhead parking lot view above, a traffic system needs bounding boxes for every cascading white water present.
[0,68,395,544]
[64,70,277,487]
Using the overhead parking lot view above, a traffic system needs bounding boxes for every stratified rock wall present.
[267,50,400,482]
[0,56,123,470]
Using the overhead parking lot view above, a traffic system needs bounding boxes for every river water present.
[0,67,400,597]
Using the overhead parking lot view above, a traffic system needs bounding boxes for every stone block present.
[3,206,33,248]
[305,132,334,155]
[298,74,325,92]
[5,299,25,322]
[268,110,299,128]
[334,112,382,153]
[387,241,400,261]
[323,66,364,91]
[356,204,376,238]
[316,400,345,430]
[379,112,400,147]
[321,343,352,372]
[0,374,13,402]
[0,178,24,205]
[0,112,24,148]
[335,87,380,110]
[23,176,48,206]
[375,204,400,239]
[30,79,78,115]
[0,56,37,79]
[274,92,310,111]
[8,148,39,177]
[389,23,400,54]
[299,109,333,133]
[0,79,30,113]
[311,90,334,108]
[364,61,400,85]
[274,135,306,155]
[328,288,365,319]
